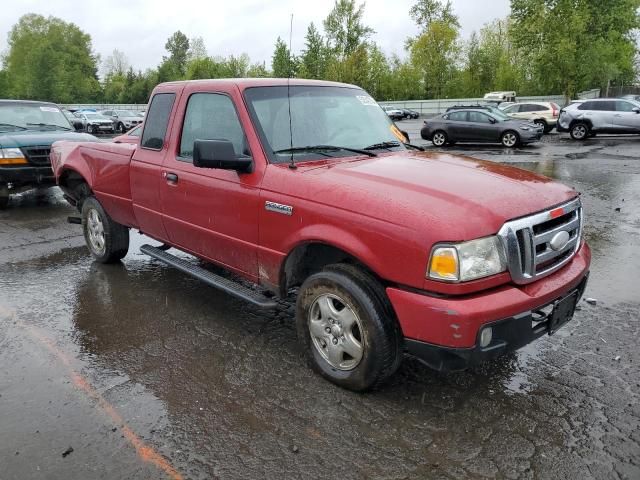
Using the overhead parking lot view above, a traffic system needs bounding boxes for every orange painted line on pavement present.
[0,304,183,480]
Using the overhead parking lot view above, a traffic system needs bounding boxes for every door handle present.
[165,172,179,183]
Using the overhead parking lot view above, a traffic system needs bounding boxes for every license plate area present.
[548,291,578,335]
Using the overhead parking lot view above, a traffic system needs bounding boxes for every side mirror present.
[633,107,640,114]
[489,118,497,124]
[399,130,410,142]
[193,139,252,173]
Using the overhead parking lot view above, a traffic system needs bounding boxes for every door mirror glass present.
[193,139,252,173]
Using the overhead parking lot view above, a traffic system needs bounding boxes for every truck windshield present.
[244,85,407,164]
[0,103,71,132]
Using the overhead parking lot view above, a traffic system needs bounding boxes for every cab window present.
[141,93,176,150]
[178,93,248,162]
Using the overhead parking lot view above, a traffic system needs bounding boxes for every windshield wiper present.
[26,123,71,131]
[0,123,27,131]
[364,140,425,152]
[274,145,377,158]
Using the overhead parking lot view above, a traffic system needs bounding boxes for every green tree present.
[272,37,295,77]
[299,23,327,79]
[410,20,460,98]
[163,30,190,77]
[510,0,640,100]
[323,0,374,59]
[409,0,459,30]
[3,14,100,102]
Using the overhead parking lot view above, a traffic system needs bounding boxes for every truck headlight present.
[0,148,27,165]
[428,236,507,282]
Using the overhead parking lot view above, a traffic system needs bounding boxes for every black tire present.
[81,196,129,263]
[570,122,590,140]
[87,124,94,134]
[534,119,548,133]
[501,130,520,147]
[0,194,8,210]
[296,264,402,391]
[116,122,125,133]
[432,130,448,147]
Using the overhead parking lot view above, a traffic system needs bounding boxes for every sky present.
[0,0,511,73]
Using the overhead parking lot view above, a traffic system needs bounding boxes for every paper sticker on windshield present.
[40,106,60,113]
[356,95,377,106]
[390,124,408,142]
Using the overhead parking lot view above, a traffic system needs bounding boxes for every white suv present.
[557,98,640,140]
[501,102,560,133]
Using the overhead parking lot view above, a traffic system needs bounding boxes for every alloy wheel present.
[308,293,364,371]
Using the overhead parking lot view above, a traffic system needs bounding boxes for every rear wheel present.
[534,119,548,133]
[432,130,448,147]
[82,196,129,263]
[501,130,519,147]
[570,122,589,140]
[296,264,402,391]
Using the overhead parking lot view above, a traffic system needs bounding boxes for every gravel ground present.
[0,130,638,479]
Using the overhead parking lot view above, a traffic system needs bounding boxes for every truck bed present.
[53,140,138,227]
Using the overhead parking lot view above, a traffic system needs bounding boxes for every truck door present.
[130,91,179,243]
[159,88,262,279]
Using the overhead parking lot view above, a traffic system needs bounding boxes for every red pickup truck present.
[52,79,590,391]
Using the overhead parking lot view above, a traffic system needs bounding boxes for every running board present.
[140,244,278,309]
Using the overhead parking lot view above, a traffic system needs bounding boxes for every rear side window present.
[615,101,637,112]
[504,104,520,113]
[141,93,176,150]
[178,93,247,161]
[448,111,467,121]
[468,111,491,123]
[523,104,545,112]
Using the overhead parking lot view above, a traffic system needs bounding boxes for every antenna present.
[287,13,296,170]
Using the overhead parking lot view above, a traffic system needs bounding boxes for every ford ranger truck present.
[0,99,94,208]
[52,79,591,391]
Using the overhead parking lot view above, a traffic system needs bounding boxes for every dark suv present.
[0,100,94,208]
[557,98,640,140]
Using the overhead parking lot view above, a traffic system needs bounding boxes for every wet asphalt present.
[0,125,639,479]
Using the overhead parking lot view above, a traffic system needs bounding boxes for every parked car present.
[0,99,95,208]
[62,109,85,132]
[113,123,142,144]
[557,98,640,140]
[620,94,640,103]
[421,108,543,147]
[75,112,115,134]
[381,105,404,121]
[401,108,420,119]
[446,104,505,116]
[483,91,517,105]
[53,78,590,391]
[501,102,560,133]
[100,109,144,133]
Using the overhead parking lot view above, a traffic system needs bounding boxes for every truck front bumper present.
[387,242,591,371]
[0,166,55,189]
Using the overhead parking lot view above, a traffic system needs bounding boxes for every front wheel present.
[82,196,130,263]
[501,130,519,148]
[296,264,402,391]
[0,184,9,209]
[432,130,448,147]
[116,122,125,133]
[570,122,590,140]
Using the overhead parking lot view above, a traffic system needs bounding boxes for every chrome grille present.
[21,146,52,166]
[498,198,583,284]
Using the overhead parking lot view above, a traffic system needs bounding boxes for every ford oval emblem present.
[549,231,570,251]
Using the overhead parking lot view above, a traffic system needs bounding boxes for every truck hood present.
[0,131,96,148]
[295,151,578,240]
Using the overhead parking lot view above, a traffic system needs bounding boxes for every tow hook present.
[67,216,82,225]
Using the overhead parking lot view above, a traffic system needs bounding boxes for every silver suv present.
[557,98,640,140]
[100,109,144,134]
